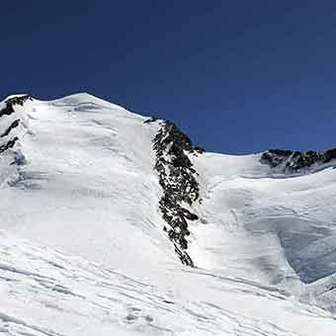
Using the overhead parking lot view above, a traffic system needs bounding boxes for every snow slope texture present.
[1,93,336,335]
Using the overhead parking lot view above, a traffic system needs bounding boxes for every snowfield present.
[1,93,336,335]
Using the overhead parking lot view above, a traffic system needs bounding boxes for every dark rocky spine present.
[1,119,20,138]
[261,148,336,172]
[0,137,19,154]
[0,95,32,154]
[149,119,204,266]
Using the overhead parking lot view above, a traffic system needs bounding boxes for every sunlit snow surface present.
[1,94,336,335]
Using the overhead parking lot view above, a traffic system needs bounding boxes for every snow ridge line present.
[149,119,204,266]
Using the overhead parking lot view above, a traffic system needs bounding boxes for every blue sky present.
[1,0,336,154]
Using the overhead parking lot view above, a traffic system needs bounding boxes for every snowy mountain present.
[1,93,336,335]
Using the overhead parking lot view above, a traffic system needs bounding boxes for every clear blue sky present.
[1,1,336,154]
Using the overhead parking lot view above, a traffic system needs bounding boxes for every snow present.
[1,93,336,335]
[0,94,174,278]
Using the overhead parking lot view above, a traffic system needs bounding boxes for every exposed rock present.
[0,103,15,117]
[149,120,203,267]
[5,95,32,106]
[0,95,32,118]
[0,95,32,155]
[194,146,206,154]
[261,147,336,172]
[324,148,336,163]
[144,116,158,124]
[0,137,19,154]
[0,119,20,138]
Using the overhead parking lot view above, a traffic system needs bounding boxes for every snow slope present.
[1,93,336,335]
[192,153,336,309]
[0,94,173,277]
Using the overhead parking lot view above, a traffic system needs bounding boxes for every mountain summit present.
[1,93,336,336]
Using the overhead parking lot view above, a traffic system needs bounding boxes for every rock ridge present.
[148,119,204,266]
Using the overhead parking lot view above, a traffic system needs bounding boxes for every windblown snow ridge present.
[149,119,204,266]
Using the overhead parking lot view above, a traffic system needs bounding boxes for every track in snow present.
[2,234,335,336]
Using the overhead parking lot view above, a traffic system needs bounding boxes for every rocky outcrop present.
[0,95,32,155]
[0,137,19,154]
[0,119,20,138]
[0,95,32,118]
[148,119,204,266]
[261,148,336,172]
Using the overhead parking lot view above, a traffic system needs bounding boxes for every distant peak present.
[49,92,127,111]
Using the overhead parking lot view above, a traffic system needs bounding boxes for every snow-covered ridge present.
[2,93,336,335]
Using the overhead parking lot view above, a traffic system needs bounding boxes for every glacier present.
[1,93,336,335]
